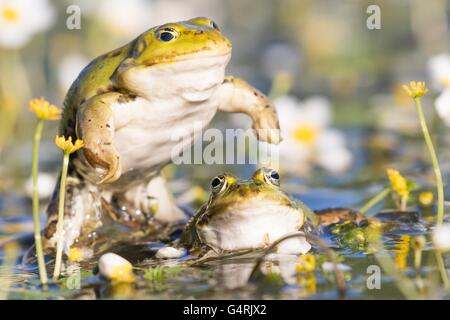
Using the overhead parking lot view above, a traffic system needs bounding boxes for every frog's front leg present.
[217,76,281,144]
[76,93,122,184]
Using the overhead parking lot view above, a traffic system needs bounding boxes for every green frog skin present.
[181,168,311,255]
[43,18,281,260]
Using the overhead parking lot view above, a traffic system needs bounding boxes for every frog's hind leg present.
[104,174,187,235]
[43,167,102,258]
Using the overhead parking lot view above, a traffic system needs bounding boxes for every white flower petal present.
[302,95,332,128]
[316,129,347,151]
[316,146,352,173]
[427,54,450,90]
[435,89,450,126]
[432,224,450,252]
[25,173,56,200]
[0,0,55,48]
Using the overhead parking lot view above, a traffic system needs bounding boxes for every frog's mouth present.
[145,48,232,67]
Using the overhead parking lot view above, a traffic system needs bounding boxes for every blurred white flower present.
[58,53,89,93]
[275,95,352,175]
[427,54,450,90]
[25,172,55,199]
[0,0,54,48]
[432,224,450,252]
[95,0,152,38]
[434,89,450,126]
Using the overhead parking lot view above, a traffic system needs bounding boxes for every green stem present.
[414,249,422,271]
[32,120,48,285]
[374,249,421,300]
[359,188,390,214]
[434,251,449,289]
[414,97,444,225]
[53,152,70,280]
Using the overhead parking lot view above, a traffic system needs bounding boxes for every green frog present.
[180,168,311,256]
[43,18,281,260]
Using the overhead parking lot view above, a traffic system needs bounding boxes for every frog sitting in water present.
[43,18,281,260]
[180,168,311,256]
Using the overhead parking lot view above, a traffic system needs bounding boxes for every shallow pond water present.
[0,130,449,300]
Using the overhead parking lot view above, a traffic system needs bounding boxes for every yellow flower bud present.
[402,81,429,99]
[295,254,316,273]
[29,97,62,121]
[418,191,433,206]
[386,168,409,199]
[55,135,84,154]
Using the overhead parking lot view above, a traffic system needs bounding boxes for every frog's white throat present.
[121,53,231,102]
[198,202,307,254]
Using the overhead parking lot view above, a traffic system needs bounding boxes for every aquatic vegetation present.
[0,0,54,48]
[274,95,353,175]
[29,97,62,285]
[53,135,84,280]
[403,81,444,225]
[359,168,416,214]
[412,235,426,271]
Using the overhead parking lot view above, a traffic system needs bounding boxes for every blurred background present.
[0,0,450,213]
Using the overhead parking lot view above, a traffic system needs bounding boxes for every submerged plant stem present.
[435,251,449,289]
[374,249,421,300]
[359,188,390,214]
[414,97,444,225]
[53,152,70,280]
[32,120,48,285]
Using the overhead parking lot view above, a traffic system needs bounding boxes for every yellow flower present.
[393,235,410,271]
[295,254,316,273]
[402,81,429,99]
[418,191,433,206]
[55,135,84,154]
[386,168,409,199]
[29,97,61,121]
[292,124,318,144]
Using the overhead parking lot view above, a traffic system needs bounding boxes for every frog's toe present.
[252,111,281,144]
[84,146,122,184]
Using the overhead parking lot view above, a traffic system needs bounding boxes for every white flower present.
[0,0,54,48]
[25,172,56,200]
[275,95,352,175]
[98,253,135,282]
[95,0,152,39]
[427,54,450,90]
[434,89,450,126]
[432,224,450,252]
[58,53,89,93]
[155,246,186,259]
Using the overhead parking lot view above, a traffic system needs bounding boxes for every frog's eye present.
[264,169,280,187]
[210,20,220,31]
[156,27,178,42]
[211,175,227,194]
